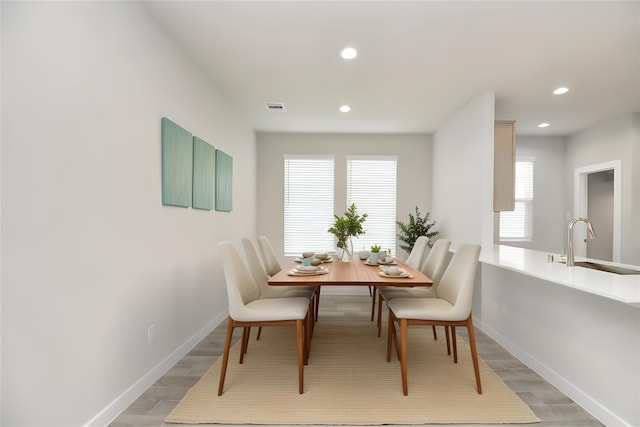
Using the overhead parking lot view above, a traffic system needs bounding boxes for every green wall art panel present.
[215,149,233,212]
[161,117,193,207]
[192,136,215,210]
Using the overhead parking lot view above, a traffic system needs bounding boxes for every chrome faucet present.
[567,217,596,267]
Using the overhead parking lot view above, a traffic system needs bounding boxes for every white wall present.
[2,2,256,426]
[565,113,639,265]
[255,132,432,289]
[432,91,495,249]
[496,136,566,253]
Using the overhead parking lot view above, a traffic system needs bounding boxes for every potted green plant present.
[369,244,382,265]
[396,206,439,254]
[328,203,368,261]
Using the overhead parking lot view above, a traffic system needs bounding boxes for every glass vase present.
[337,237,354,262]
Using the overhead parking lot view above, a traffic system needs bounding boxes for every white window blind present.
[284,155,335,256]
[347,156,397,255]
[500,159,534,242]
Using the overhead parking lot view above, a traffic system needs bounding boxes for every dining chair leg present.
[308,300,315,340]
[466,315,483,394]
[240,327,251,363]
[296,318,305,394]
[304,310,311,365]
[388,310,401,361]
[386,310,395,362]
[314,287,321,322]
[218,317,235,396]
[445,325,451,355]
[370,287,377,321]
[432,325,438,340]
[376,293,384,337]
[256,327,262,340]
[399,318,409,396]
[452,326,458,363]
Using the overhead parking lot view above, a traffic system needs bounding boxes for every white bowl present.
[384,267,402,276]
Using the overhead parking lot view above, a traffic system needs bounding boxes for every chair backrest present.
[436,244,481,320]
[241,237,271,296]
[257,235,282,276]
[219,241,261,319]
[421,238,451,287]
[405,235,429,269]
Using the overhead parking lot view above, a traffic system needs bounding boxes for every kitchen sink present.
[572,261,640,275]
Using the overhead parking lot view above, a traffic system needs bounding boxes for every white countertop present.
[480,245,640,306]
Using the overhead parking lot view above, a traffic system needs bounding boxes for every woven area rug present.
[166,323,540,425]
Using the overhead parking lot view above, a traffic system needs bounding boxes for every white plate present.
[288,268,329,276]
[379,266,407,274]
[365,260,396,266]
[378,271,412,278]
[296,265,322,271]
[294,267,328,274]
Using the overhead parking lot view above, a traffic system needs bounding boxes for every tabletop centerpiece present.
[328,203,367,261]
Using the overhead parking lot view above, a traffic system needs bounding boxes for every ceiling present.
[143,1,639,136]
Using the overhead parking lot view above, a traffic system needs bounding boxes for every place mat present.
[165,323,540,425]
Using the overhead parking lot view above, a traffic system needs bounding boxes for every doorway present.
[573,160,621,262]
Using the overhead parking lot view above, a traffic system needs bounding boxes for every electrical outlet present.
[147,324,157,344]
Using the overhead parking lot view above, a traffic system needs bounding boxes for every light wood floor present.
[110,294,604,427]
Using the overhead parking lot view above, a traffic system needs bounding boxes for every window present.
[283,155,335,255]
[500,159,534,242]
[347,156,397,255]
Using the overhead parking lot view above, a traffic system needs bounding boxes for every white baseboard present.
[84,310,229,427]
[474,317,631,427]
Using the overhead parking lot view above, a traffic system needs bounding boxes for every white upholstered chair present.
[257,235,283,276]
[371,235,431,322]
[386,243,482,396]
[376,239,451,337]
[218,241,311,395]
[242,237,316,300]
[404,235,430,269]
[257,235,321,321]
[242,237,317,339]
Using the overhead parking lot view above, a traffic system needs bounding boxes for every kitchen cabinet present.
[493,120,516,211]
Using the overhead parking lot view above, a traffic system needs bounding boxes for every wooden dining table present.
[268,255,433,287]
[268,255,432,329]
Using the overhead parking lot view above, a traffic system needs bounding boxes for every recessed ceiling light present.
[339,105,351,113]
[553,87,569,95]
[537,122,550,128]
[340,47,357,59]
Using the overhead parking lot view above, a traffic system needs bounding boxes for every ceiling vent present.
[265,102,286,112]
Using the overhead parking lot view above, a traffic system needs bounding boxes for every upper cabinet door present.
[494,120,516,212]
